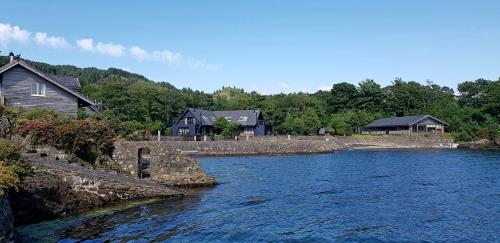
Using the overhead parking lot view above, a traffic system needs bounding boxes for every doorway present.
[138,148,151,179]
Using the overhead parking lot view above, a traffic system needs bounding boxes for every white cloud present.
[129,46,149,61]
[277,82,290,89]
[129,46,182,64]
[1,22,221,70]
[319,85,332,91]
[187,58,222,71]
[76,38,125,57]
[96,42,125,57]
[152,50,182,64]
[0,23,31,46]
[34,32,68,48]
[76,38,94,51]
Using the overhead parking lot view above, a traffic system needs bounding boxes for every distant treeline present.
[1,56,498,141]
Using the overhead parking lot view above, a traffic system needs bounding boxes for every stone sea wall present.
[334,136,455,149]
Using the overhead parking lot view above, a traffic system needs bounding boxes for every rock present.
[10,172,104,226]
[457,139,500,149]
[151,155,218,187]
[11,156,184,226]
[0,193,14,243]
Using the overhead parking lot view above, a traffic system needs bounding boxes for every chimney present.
[8,52,14,63]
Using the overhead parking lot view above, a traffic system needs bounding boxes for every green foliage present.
[0,162,20,197]
[53,119,116,165]
[0,138,29,196]
[213,117,230,135]
[328,115,351,136]
[484,114,500,140]
[280,108,321,135]
[0,138,23,162]
[213,117,240,136]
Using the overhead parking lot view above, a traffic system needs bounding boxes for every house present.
[362,115,448,135]
[172,108,272,137]
[0,54,101,117]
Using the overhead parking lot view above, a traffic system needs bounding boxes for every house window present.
[178,128,190,136]
[31,81,45,96]
[238,116,248,122]
[244,127,254,134]
[187,117,194,124]
[225,117,232,121]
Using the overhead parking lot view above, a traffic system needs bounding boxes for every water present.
[17,150,500,242]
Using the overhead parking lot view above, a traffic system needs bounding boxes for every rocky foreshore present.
[457,138,500,149]
[0,151,217,237]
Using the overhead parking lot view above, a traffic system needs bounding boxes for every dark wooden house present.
[362,115,448,135]
[172,108,272,137]
[0,56,101,117]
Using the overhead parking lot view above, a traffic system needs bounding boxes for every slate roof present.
[49,75,81,91]
[185,108,262,126]
[365,115,448,128]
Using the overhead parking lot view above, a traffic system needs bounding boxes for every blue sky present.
[1,1,499,94]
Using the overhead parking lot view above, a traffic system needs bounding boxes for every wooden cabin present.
[363,115,448,135]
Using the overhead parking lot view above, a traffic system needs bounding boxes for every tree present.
[484,114,500,140]
[213,117,240,137]
[356,79,383,112]
[328,82,358,113]
[328,115,351,136]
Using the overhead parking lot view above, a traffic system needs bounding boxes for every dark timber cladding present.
[172,108,272,137]
[0,59,99,117]
[362,115,448,135]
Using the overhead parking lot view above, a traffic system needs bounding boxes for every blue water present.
[17,150,500,242]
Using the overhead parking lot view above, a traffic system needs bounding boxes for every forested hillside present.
[1,56,498,141]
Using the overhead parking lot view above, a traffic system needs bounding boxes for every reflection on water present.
[17,150,500,242]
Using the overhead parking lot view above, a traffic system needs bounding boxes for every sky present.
[1,0,499,94]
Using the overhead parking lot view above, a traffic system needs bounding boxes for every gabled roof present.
[180,108,262,126]
[0,60,95,106]
[365,115,448,128]
[49,75,81,91]
[214,110,261,126]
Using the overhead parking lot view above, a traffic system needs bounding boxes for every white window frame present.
[31,81,46,97]
[244,127,254,134]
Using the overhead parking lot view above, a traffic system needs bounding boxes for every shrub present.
[54,119,116,165]
[0,161,20,197]
[0,138,29,196]
[213,117,240,137]
[18,119,56,145]
[0,138,23,162]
